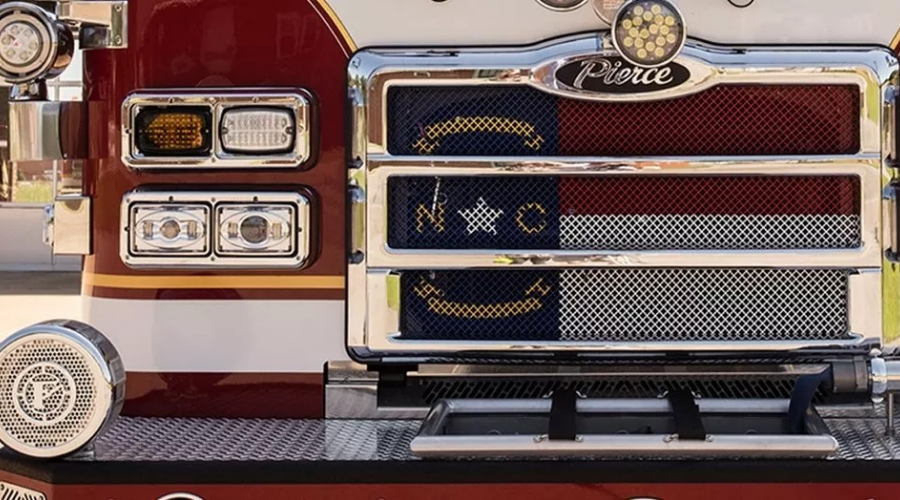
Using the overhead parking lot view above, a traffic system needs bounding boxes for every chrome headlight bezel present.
[120,190,312,268]
[121,90,313,170]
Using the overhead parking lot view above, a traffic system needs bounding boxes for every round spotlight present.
[535,0,589,11]
[0,320,125,459]
[0,2,74,84]
[612,0,686,68]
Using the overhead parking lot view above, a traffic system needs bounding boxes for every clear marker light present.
[220,108,295,154]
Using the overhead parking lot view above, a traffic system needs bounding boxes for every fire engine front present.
[0,0,899,499]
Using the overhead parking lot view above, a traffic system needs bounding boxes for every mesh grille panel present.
[418,375,828,404]
[387,84,860,157]
[400,269,850,343]
[387,175,862,251]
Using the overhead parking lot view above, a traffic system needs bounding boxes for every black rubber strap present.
[667,389,706,441]
[787,366,833,434]
[548,388,578,441]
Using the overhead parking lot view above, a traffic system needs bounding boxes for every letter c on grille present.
[0,320,125,459]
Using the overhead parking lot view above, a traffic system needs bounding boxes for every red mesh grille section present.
[558,85,860,156]
[559,176,860,215]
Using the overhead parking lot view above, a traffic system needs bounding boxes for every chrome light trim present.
[121,90,312,169]
[120,190,311,268]
[128,204,210,255]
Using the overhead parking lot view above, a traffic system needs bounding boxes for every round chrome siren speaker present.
[0,320,125,459]
[0,2,74,84]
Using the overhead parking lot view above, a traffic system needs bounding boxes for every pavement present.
[0,272,82,335]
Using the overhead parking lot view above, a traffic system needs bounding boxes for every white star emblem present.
[458,197,504,235]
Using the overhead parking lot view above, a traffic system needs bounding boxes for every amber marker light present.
[135,106,212,156]
[612,0,686,68]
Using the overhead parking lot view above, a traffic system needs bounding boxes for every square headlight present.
[129,204,209,256]
[216,204,296,256]
[121,191,311,268]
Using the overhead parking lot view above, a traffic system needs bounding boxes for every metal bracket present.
[57,0,127,49]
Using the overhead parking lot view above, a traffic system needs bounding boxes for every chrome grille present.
[401,269,850,343]
[387,175,862,251]
[351,40,887,361]
[560,214,860,250]
[386,84,861,157]
[558,269,848,342]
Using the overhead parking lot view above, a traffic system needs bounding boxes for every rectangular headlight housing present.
[128,204,210,257]
[122,90,311,169]
[121,191,311,268]
[217,204,297,256]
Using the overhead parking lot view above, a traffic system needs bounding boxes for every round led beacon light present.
[0,2,73,84]
[0,320,125,459]
[612,0,686,68]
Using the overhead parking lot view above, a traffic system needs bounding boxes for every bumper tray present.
[411,390,838,459]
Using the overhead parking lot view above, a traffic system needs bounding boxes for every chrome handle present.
[349,185,365,263]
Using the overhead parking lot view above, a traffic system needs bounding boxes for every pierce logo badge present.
[554,56,690,94]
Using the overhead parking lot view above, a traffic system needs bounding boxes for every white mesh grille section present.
[559,269,850,342]
[0,338,97,450]
[560,214,861,250]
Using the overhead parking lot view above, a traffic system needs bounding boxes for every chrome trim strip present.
[354,268,876,355]
[121,90,311,169]
[119,190,311,268]
[366,161,882,268]
[351,34,897,156]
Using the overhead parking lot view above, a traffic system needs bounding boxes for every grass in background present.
[13,181,53,203]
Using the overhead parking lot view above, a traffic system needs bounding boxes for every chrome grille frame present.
[347,32,900,361]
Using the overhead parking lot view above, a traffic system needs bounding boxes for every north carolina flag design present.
[387,175,861,251]
[399,269,850,343]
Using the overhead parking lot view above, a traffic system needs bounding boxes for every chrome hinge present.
[57,0,128,49]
